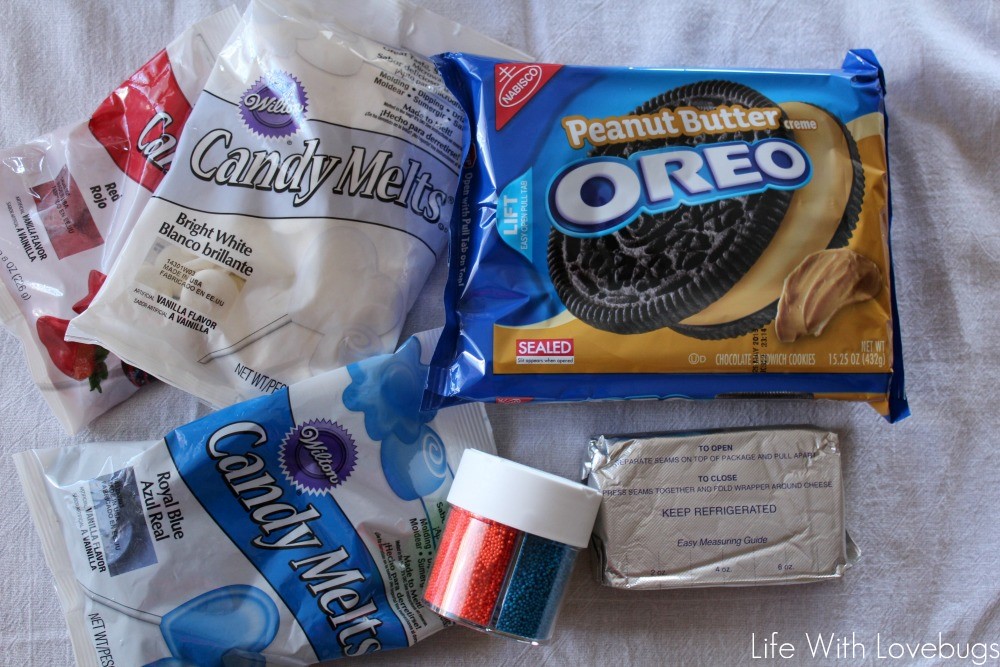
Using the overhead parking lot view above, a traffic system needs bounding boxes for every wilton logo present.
[239,71,309,139]
[279,419,357,494]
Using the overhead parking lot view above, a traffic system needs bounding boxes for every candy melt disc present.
[251,0,319,57]
[309,326,383,372]
[182,257,218,274]
[161,586,279,666]
[155,244,198,275]
[136,264,181,300]
[290,226,379,333]
[296,30,366,77]
[180,268,241,313]
[353,273,404,335]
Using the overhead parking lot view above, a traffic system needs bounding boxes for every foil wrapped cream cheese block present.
[584,427,858,589]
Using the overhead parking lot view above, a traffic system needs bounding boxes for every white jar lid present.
[447,449,602,549]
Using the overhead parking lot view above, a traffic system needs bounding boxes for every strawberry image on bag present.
[34,316,109,392]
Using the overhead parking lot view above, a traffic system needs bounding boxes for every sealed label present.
[585,428,857,589]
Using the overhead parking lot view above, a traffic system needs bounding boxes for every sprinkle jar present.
[423,450,602,644]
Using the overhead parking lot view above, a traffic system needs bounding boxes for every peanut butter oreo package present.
[427,50,908,422]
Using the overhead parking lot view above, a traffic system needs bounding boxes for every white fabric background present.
[0,1,997,665]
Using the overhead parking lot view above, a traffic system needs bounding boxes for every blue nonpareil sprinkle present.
[493,533,578,641]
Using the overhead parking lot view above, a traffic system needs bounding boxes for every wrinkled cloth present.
[1,1,998,665]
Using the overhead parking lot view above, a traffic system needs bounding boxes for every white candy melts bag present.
[0,7,239,433]
[15,330,496,665]
[68,0,530,407]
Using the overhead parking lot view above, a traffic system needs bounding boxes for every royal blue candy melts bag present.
[16,330,496,666]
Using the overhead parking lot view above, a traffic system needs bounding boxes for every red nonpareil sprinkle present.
[423,506,519,627]
[424,507,473,614]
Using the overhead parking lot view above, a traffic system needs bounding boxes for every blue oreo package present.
[16,331,495,666]
[427,50,908,422]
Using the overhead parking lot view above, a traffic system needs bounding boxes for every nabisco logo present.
[498,64,543,109]
[494,62,562,131]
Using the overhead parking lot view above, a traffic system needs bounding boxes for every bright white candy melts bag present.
[16,330,496,665]
[0,7,239,433]
[68,0,530,407]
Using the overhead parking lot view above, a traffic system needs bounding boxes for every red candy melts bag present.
[0,8,239,432]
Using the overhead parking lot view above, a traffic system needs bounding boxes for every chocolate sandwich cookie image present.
[670,101,865,339]
[548,85,865,339]
[548,80,794,335]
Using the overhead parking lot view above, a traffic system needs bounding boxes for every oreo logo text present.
[548,139,811,237]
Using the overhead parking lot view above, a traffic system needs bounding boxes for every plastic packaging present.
[0,7,239,433]
[423,450,601,644]
[15,330,496,665]
[68,0,530,409]
[426,50,908,422]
